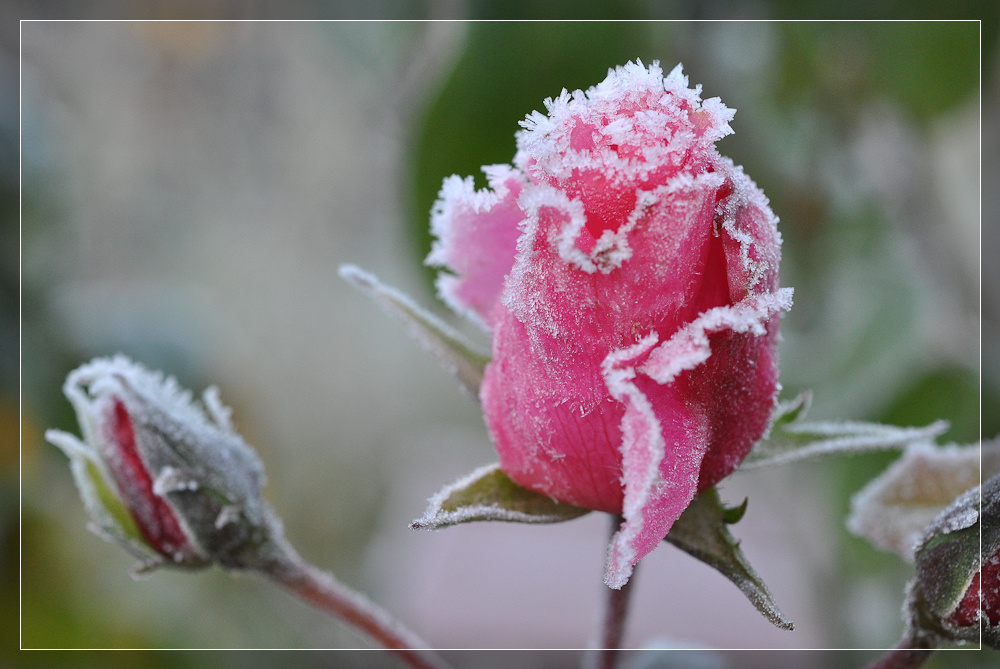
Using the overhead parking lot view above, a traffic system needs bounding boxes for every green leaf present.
[664,487,793,631]
[340,264,489,397]
[410,463,590,530]
[741,390,950,470]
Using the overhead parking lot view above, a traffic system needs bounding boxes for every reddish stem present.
[585,515,635,669]
[862,637,937,669]
[265,546,450,669]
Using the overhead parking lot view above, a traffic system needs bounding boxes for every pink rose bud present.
[428,61,792,587]
[46,356,272,574]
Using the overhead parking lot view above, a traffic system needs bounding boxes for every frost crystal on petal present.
[428,164,527,329]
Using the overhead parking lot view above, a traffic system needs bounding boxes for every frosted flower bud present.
[46,355,272,574]
[908,471,1000,648]
[427,61,792,587]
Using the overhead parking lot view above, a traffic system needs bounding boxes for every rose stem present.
[861,636,937,669]
[584,515,635,669]
[262,539,452,669]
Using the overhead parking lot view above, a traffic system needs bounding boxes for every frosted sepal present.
[410,463,590,530]
[663,487,793,631]
[741,391,950,470]
[339,265,490,397]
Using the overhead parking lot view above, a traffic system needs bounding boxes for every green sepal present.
[411,463,590,530]
[721,497,748,525]
[664,487,793,631]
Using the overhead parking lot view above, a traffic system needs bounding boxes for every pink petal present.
[481,308,627,514]
[641,291,790,491]
[641,290,792,386]
[102,397,192,559]
[602,336,709,589]
[428,164,527,329]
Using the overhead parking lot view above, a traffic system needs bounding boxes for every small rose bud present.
[427,61,792,587]
[907,470,1000,648]
[46,355,273,574]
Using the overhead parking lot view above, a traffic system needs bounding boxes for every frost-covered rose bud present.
[908,471,1000,648]
[46,356,274,574]
[428,61,792,587]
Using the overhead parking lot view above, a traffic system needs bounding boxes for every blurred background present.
[5,4,998,669]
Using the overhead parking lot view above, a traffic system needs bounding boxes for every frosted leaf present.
[847,442,981,561]
[663,487,793,631]
[339,264,490,397]
[766,390,812,434]
[410,463,589,530]
[741,391,950,470]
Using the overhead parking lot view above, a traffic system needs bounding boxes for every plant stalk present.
[862,636,937,669]
[262,539,451,669]
[584,515,635,669]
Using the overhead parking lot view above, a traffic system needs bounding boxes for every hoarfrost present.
[427,163,526,330]
[152,466,200,495]
[641,289,793,384]
[214,505,241,530]
[516,60,734,189]
[742,414,950,470]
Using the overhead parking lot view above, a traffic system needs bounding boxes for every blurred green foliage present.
[776,21,981,123]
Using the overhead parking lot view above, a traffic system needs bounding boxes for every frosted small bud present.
[906,470,1000,648]
[46,355,276,574]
